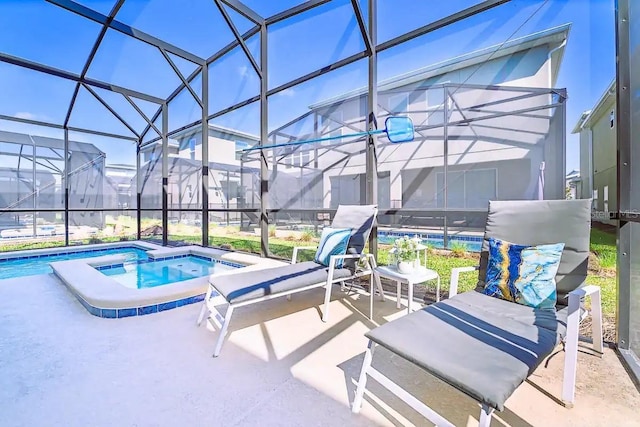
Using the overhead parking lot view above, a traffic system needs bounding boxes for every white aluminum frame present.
[196,248,385,357]
[351,266,603,425]
[352,340,494,427]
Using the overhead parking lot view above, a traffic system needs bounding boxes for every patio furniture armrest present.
[449,266,479,297]
[291,246,318,264]
[567,285,603,352]
[329,253,377,271]
[562,284,603,406]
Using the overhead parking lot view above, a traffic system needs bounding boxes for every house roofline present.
[572,79,616,133]
[309,23,571,110]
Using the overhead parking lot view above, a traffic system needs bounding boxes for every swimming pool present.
[98,255,240,289]
[0,246,149,280]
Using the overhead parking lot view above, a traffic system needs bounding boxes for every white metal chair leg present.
[321,260,337,322]
[369,273,374,319]
[352,340,375,413]
[321,278,333,322]
[196,284,213,326]
[591,288,604,354]
[374,270,385,301]
[213,304,234,358]
[478,404,494,427]
[562,293,581,406]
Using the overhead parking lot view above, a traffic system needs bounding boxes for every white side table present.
[374,265,440,314]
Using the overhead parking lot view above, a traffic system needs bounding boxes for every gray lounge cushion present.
[212,261,352,304]
[366,291,560,411]
[478,199,591,306]
[331,204,377,271]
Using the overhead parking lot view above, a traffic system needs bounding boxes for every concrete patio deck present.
[1,273,638,427]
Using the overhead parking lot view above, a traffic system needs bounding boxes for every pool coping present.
[50,242,287,318]
[0,240,162,262]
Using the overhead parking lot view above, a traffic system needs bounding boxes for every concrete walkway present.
[0,274,638,426]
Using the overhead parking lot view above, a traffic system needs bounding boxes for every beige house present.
[572,80,616,223]
[266,24,570,216]
[154,24,571,229]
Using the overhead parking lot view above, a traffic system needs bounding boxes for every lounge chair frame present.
[352,200,604,426]
[197,252,384,357]
[197,204,384,357]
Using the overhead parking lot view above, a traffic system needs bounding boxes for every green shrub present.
[300,231,314,242]
[449,242,468,257]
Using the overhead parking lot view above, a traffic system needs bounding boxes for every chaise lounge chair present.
[197,204,383,357]
[352,199,603,426]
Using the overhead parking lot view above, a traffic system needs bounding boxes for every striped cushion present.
[314,227,352,268]
[483,237,564,310]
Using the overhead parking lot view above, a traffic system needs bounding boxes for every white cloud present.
[14,112,37,120]
[12,112,52,122]
[280,88,296,97]
[238,65,249,77]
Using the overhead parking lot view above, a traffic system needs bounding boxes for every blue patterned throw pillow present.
[314,227,352,269]
[483,237,564,310]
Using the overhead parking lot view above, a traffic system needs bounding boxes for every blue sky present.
[0,0,616,171]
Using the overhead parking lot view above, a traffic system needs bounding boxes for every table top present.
[375,265,439,281]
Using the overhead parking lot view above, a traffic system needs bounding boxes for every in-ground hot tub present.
[97,254,240,289]
[50,244,286,319]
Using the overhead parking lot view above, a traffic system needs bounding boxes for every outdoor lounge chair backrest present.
[477,199,591,307]
[331,204,378,271]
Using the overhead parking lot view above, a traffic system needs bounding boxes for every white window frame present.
[435,168,498,208]
[425,85,452,126]
[188,138,196,160]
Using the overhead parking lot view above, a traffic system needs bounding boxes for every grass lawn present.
[207,229,618,319]
[0,227,617,321]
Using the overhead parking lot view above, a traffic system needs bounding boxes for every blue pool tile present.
[183,296,199,305]
[158,301,177,312]
[88,304,101,317]
[77,296,92,312]
[176,297,190,307]
[101,309,117,318]
[117,308,137,318]
[190,294,205,304]
[138,305,158,315]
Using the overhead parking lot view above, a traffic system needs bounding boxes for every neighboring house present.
[572,80,616,223]
[139,125,260,219]
[566,169,581,199]
[149,24,572,229]
[104,164,136,209]
[263,24,570,224]
[0,130,105,228]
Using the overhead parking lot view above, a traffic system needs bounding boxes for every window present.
[610,110,615,128]
[426,86,447,126]
[188,138,196,161]
[436,169,497,208]
[283,149,312,169]
[388,93,409,114]
[320,111,343,146]
[235,141,249,160]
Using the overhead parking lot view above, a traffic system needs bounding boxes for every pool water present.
[100,256,238,289]
[0,247,149,280]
